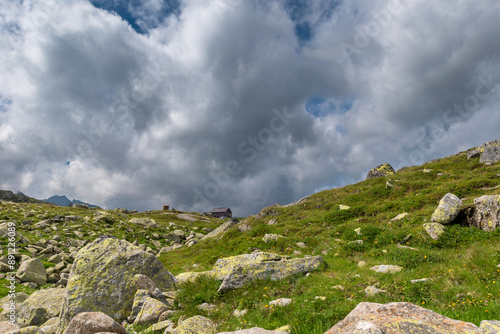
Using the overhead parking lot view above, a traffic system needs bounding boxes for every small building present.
[210,207,232,219]
[163,205,170,210]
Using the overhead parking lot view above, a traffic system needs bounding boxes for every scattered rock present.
[357,261,367,268]
[332,285,345,291]
[370,265,402,273]
[262,234,284,243]
[145,320,174,333]
[391,212,409,221]
[267,219,277,225]
[269,298,292,307]
[339,205,350,210]
[423,169,433,173]
[134,297,171,327]
[468,195,500,231]
[197,303,217,312]
[172,315,216,334]
[129,218,158,228]
[201,220,238,241]
[431,193,462,224]
[17,288,65,327]
[324,302,481,333]
[63,312,128,334]
[481,146,500,164]
[232,309,248,318]
[423,223,445,240]
[16,258,47,286]
[364,286,387,297]
[411,278,432,284]
[218,328,288,334]
[366,163,395,179]
[218,255,323,292]
[480,320,500,334]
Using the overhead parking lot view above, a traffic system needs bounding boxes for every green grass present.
[2,151,500,332]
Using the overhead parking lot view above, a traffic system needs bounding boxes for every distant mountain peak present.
[43,195,98,208]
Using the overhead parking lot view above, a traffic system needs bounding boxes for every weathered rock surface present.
[262,234,284,243]
[480,320,500,334]
[366,163,395,179]
[128,218,158,228]
[63,312,128,334]
[56,236,176,333]
[212,252,283,280]
[5,326,45,334]
[175,271,214,284]
[324,302,482,334]
[468,195,500,231]
[467,139,500,162]
[218,328,288,334]
[40,317,60,334]
[201,220,237,241]
[17,288,65,327]
[370,265,402,273]
[423,222,445,240]
[133,297,171,327]
[218,255,323,292]
[16,258,47,286]
[431,193,462,224]
[173,315,216,334]
[0,321,20,333]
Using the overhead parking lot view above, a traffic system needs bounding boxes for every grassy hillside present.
[1,149,500,333]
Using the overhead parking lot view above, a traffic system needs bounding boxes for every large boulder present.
[324,302,481,333]
[423,223,445,240]
[16,258,47,286]
[467,139,500,162]
[480,320,500,334]
[56,236,176,334]
[218,255,323,292]
[201,220,238,241]
[17,288,65,327]
[128,218,158,228]
[63,312,127,334]
[212,252,282,280]
[468,195,500,231]
[430,193,462,224]
[366,163,395,179]
[173,315,216,334]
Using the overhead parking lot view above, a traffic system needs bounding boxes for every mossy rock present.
[56,236,176,334]
[366,163,396,179]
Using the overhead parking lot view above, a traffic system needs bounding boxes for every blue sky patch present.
[305,97,353,118]
[89,0,181,34]
[0,95,12,113]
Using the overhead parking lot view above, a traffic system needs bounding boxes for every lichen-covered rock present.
[324,302,482,333]
[40,318,60,334]
[370,265,402,273]
[366,163,395,179]
[5,326,44,334]
[201,220,237,241]
[480,320,500,334]
[62,312,127,334]
[212,252,283,280]
[431,193,462,224]
[17,288,65,327]
[172,315,216,334]
[129,218,158,228]
[56,236,176,334]
[423,223,445,240]
[262,234,284,243]
[467,139,500,162]
[128,289,149,323]
[145,320,175,333]
[218,256,323,292]
[218,328,288,334]
[16,258,47,286]
[468,195,500,231]
[480,146,500,164]
[175,271,215,284]
[133,297,171,327]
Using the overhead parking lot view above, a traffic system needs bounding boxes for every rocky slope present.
[1,139,500,333]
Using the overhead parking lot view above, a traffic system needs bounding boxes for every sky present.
[1,0,500,216]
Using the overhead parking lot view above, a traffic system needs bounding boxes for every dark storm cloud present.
[0,0,499,216]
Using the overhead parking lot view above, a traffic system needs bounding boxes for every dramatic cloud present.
[1,0,499,216]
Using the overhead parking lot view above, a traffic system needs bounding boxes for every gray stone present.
[129,218,158,228]
[201,220,237,241]
[370,265,402,273]
[480,146,500,163]
[423,223,445,240]
[324,302,481,333]
[430,193,462,224]
[172,315,216,334]
[16,258,47,286]
[468,195,500,231]
[262,234,284,243]
[218,328,288,334]
[17,288,65,327]
[366,163,395,179]
[480,320,500,334]
[133,297,171,327]
[62,312,127,334]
